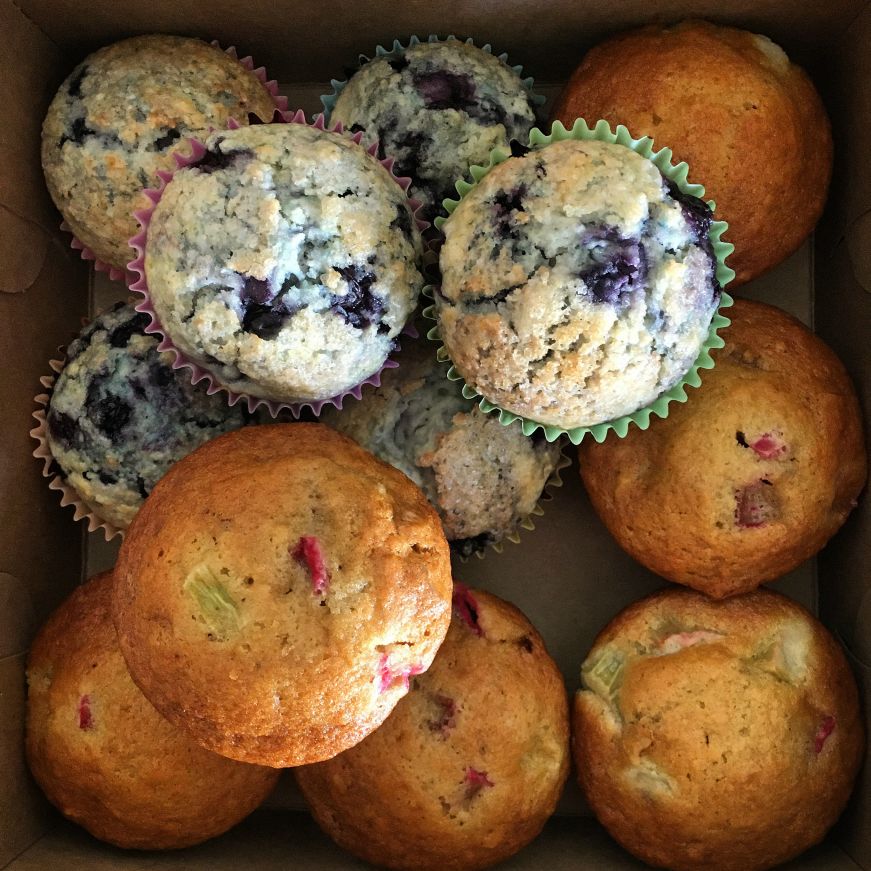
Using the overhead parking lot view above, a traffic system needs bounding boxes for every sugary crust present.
[573,587,864,871]
[26,572,278,849]
[297,589,570,871]
[41,35,276,269]
[112,424,452,767]
[578,298,867,597]
[551,20,832,285]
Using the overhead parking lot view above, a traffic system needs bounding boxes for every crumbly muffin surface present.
[41,35,276,269]
[145,123,424,402]
[437,139,720,429]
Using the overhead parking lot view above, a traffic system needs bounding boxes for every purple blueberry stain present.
[60,116,95,148]
[413,70,477,112]
[84,383,132,443]
[67,65,88,99]
[240,275,272,306]
[47,410,78,447]
[330,265,386,332]
[107,311,150,348]
[493,185,527,241]
[241,304,287,340]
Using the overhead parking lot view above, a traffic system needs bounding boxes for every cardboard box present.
[0,1,868,867]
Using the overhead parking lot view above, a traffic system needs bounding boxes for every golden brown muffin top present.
[113,423,452,767]
[26,572,278,850]
[579,298,866,597]
[297,587,570,871]
[574,587,864,871]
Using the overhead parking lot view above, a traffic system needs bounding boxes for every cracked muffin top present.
[112,423,452,768]
[321,339,564,557]
[573,587,864,871]
[296,585,570,871]
[329,39,538,226]
[26,572,279,849]
[143,122,424,404]
[435,138,721,430]
[41,35,277,270]
[578,298,867,597]
[45,302,245,530]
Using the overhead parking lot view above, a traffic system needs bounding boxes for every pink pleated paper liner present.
[30,357,124,542]
[127,109,429,418]
[58,41,290,284]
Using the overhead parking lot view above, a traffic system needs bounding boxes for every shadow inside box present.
[6,810,861,871]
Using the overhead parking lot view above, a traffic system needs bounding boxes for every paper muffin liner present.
[128,110,428,418]
[423,118,736,446]
[454,438,572,562]
[58,41,289,283]
[30,354,125,541]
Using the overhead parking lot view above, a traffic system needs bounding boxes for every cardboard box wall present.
[0,0,868,867]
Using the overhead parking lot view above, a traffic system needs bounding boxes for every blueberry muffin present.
[41,35,277,271]
[322,340,563,556]
[436,138,721,430]
[579,298,867,598]
[574,587,864,871]
[296,586,570,871]
[26,572,279,849]
[112,423,452,767]
[328,39,538,225]
[552,20,832,286]
[143,122,424,404]
[45,302,245,530]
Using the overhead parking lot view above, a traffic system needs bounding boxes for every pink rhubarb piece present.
[292,535,330,595]
[814,716,836,754]
[77,695,93,730]
[452,582,483,636]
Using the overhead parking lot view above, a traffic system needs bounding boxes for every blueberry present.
[242,303,287,340]
[196,144,252,174]
[413,70,477,112]
[449,532,494,558]
[330,265,385,331]
[108,312,150,348]
[664,178,713,245]
[85,390,132,442]
[240,275,272,305]
[388,55,409,73]
[337,188,354,198]
[390,203,414,242]
[59,116,95,148]
[98,470,117,485]
[153,127,181,151]
[393,130,426,182]
[47,410,78,447]
[67,65,88,99]
[580,231,648,305]
[493,185,526,241]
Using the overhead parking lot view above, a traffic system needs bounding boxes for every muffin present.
[436,138,721,430]
[112,423,452,767]
[579,298,867,597]
[41,35,277,271]
[296,585,570,871]
[328,39,538,225]
[551,20,832,286]
[322,340,564,557]
[574,587,864,871]
[142,122,424,405]
[26,572,279,850]
[43,302,246,530]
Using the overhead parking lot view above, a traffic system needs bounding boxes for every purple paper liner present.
[127,109,428,418]
[58,41,290,284]
[30,355,125,541]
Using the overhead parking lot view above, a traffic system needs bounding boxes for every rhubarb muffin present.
[574,587,864,871]
[436,138,721,430]
[112,423,452,767]
[41,35,277,271]
[143,122,424,404]
[45,302,246,530]
[322,340,564,557]
[578,298,867,597]
[26,572,279,849]
[552,20,832,285]
[297,585,570,871]
[328,39,538,224]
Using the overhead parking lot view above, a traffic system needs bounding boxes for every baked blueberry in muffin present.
[45,302,246,529]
